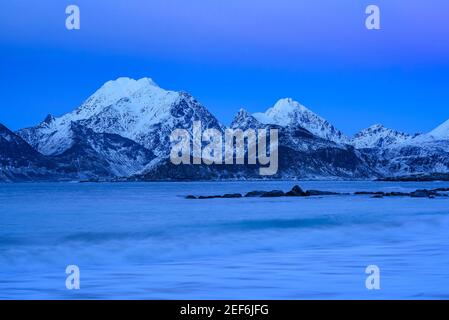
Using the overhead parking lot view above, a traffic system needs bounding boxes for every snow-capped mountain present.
[352,124,412,149]
[253,98,350,144]
[18,77,224,157]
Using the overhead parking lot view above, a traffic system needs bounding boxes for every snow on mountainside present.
[425,119,449,140]
[253,98,350,144]
[18,77,224,157]
[354,120,449,177]
[365,139,449,177]
[52,123,156,178]
[18,114,75,156]
[352,124,412,149]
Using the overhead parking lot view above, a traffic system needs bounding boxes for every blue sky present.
[1,0,449,135]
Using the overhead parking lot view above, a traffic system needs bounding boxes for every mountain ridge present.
[2,76,448,181]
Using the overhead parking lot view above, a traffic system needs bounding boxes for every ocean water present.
[1,181,449,300]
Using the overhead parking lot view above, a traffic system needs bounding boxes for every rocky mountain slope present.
[0,123,60,181]
[352,124,412,149]
[352,122,449,176]
[51,123,156,178]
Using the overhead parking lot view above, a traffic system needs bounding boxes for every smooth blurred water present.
[1,181,449,299]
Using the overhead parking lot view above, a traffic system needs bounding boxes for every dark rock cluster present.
[186,185,342,199]
[186,185,449,199]
[377,174,449,182]
[355,188,449,198]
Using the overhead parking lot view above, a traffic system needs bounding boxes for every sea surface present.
[1,181,449,299]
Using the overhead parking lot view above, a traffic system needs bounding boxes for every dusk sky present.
[1,0,448,135]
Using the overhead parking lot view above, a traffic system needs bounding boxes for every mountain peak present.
[272,97,306,110]
[427,119,449,140]
[367,124,384,130]
[43,114,55,124]
[260,98,308,126]
[253,98,349,143]
[17,76,223,157]
[231,108,261,129]
[67,76,179,128]
[353,124,411,148]
[102,77,159,92]
[84,77,165,110]
[237,108,251,116]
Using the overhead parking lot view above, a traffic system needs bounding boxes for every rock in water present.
[384,192,410,197]
[222,193,243,198]
[261,190,285,197]
[286,185,306,197]
[245,191,267,197]
[305,190,340,196]
[410,190,436,198]
[198,195,222,199]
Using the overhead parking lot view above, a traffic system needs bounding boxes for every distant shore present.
[377,173,449,182]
